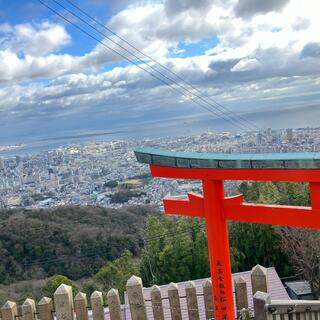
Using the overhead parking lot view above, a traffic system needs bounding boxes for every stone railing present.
[253,291,320,320]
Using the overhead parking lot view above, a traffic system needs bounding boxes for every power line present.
[61,0,259,131]
[52,0,255,131]
[23,220,206,266]
[37,0,255,132]
[22,220,207,267]
[43,0,249,132]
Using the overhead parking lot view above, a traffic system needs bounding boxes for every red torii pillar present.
[148,165,320,320]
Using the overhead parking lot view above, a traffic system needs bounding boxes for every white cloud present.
[1,0,320,135]
[0,22,77,82]
[0,49,80,82]
[1,0,320,84]
[1,22,71,57]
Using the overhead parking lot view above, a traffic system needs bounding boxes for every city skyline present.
[1,127,319,209]
[1,0,320,143]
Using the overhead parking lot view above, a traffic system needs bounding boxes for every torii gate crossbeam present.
[135,148,320,320]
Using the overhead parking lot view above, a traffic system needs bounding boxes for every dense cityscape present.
[0,126,319,209]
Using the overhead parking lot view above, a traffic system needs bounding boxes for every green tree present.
[95,250,138,301]
[229,221,291,275]
[241,180,310,206]
[140,216,169,285]
[192,229,210,279]
[238,181,250,201]
[239,181,281,204]
[233,181,291,274]
[80,280,99,299]
[41,275,78,297]
[257,181,280,204]
[140,216,211,286]
[230,180,312,276]
[140,215,248,286]
[276,182,309,206]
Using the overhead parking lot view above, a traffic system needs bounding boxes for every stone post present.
[54,284,74,320]
[1,301,18,320]
[107,289,122,320]
[37,297,54,320]
[203,279,214,320]
[251,265,268,295]
[150,285,164,320]
[185,281,199,320]
[234,276,249,312]
[126,276,147,320]
[168,282,182,320]
[74,292,88,320]
[253,291,271,320]
[90,291,104,320]
[22,298,37,320]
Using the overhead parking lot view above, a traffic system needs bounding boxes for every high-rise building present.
[256,132,263,145]
[266,128,273,143]
[286,128,293,143]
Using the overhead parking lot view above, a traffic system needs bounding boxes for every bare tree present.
[279,227,320,299]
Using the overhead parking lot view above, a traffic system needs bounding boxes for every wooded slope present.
[0,205,155,284]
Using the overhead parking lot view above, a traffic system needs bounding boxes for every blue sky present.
[1,0,320,144]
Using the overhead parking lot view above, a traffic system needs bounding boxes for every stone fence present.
[0,264,313,320]
[253,291,320,320]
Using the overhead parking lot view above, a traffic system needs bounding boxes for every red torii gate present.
[135,148,320,320]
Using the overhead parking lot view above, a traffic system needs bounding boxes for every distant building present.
[266,128,273,143]
[15,155,22,165]
[266,128,272,136]
[256,132,263,145]
[273,133,281,144]
[7,196,22,207]
[286,128,293,143]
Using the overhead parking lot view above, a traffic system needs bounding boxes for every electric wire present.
[22,220,207,266]
[61,0,259,131]
[51,0,254,131]
[53,0,256,132]
[22,226,206,266]
[18,0,251,268]
[37,0,254,132]
[42,0,248,131]
[22,220,206,265]
[12,208,205,243]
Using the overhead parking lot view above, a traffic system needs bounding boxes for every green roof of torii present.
[134,147,320,169]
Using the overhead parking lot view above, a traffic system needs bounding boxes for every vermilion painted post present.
[203,179,234,320]
[310,182,320,209]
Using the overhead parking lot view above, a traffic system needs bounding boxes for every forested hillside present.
[0,206,156,284]
[0,181,318,302]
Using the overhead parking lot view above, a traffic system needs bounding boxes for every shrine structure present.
[135,147,320,320]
